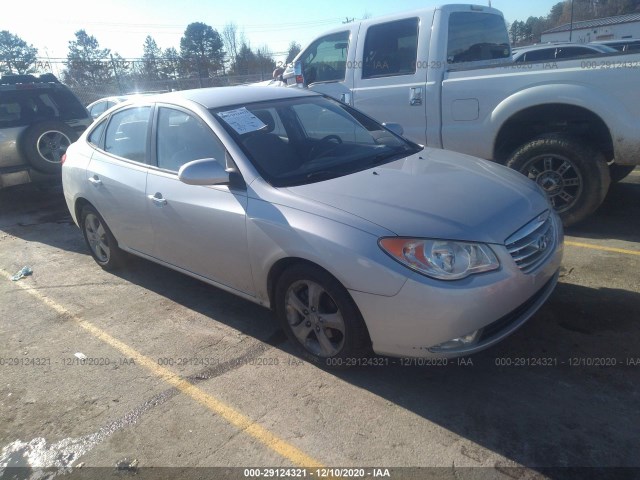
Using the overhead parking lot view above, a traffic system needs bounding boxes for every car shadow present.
[331,281,640,476]
[565,176,640,243]
[91,254,640,476]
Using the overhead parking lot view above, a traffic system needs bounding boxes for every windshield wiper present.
[306,170,339,181]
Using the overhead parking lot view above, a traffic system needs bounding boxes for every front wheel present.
[507,134,610,227]
[275,264,371,367]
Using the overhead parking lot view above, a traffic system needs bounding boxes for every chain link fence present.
[68,73,267,105]
[29,60,271,106]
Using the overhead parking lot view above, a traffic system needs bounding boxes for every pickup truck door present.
[351,16,428,145]
[301,29,356,104]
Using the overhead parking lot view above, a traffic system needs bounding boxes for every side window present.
[104,106,151,162]
[523,48,556,62]
[447,12,511,64]
[0,95,21,128]
[301,31,349,84]
[88,120,107,147]
[556,47,592,59]
[49,90,88,119]
[362,18,419,79]
[156,107,226,172]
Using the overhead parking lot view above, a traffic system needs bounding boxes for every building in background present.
[541,13,640,43]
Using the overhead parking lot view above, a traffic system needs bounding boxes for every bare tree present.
[222,22,240,72]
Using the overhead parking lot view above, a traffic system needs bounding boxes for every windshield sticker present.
[216,107,266,135]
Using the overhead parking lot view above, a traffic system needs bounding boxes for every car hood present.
[285,148,549,244]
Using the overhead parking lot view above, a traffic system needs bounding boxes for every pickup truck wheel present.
[507,135,610,226]
[609,164,635,183]
[275,264,371,368]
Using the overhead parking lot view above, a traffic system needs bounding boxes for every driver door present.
[300,30,356,104]
[146,105,254,295]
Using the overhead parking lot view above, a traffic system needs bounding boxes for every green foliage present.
[64,30,112,85]
[142,36,163,80]
[0,30,37,75]
[179,22,225,77]
[285,41,302,64]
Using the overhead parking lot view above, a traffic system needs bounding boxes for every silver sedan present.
[62,86,563,366]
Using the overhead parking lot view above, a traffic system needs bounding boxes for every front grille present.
[506,211,556,274]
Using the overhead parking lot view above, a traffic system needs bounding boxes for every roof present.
[150,85,319,109]
[542,12,640,35]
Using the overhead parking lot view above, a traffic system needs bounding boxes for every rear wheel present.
[80,205,125,270]
[275,264,371,367]
[507,134,610,227]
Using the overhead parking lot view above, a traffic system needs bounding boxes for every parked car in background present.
[87,92,165,120]
[283,4,640,226]
[590,39,640,52]
[512,42,618,62]
[86,95,130,119]
[0,74,91,189]
[62,86,563,366]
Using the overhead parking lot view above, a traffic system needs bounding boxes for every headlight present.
[379,238,499,280]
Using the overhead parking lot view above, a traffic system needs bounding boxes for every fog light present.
[429,330,481,352]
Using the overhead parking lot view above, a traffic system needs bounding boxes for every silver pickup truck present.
[283,4,640,225]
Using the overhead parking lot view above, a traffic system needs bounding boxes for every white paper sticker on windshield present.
[216,107,266,135]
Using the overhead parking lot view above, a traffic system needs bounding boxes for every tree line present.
[0,22,302,85]
[510,0,640,46]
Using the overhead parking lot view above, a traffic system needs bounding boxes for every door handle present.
[88,175,102,186]
[340,92,352,105]
[410,87,423,106]
[148,193,167,207]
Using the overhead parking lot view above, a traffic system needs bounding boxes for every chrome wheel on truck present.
[508,134,610,227]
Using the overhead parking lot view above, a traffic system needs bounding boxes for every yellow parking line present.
[566,241,640,257]
[2,268,324,468]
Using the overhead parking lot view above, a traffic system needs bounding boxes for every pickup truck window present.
[362,18,419,79]
[300,31,350,84]
[447,12,510,64]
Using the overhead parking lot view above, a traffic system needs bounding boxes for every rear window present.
[0,88,88,128]
[447,12,511,64]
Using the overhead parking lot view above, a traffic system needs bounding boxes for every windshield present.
[211,96,421,187]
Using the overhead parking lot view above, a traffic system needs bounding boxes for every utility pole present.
[110,54,123,94]
[569,0,575,41]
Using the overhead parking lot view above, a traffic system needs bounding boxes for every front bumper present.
[350,225,563,358]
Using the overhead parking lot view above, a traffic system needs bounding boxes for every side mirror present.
[178,158,229,186]
[383,123,404,137]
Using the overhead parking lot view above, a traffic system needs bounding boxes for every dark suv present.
[0,74,91,189]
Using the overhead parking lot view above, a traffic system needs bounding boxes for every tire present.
[609,164,635,183]
[20,121,78,174]
[274,264,371,368]
[507,134,611,227]
[80,205,126,271]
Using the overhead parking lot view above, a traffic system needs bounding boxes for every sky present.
[1,0,561,67]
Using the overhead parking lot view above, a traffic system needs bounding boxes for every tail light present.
[60,153,67,165]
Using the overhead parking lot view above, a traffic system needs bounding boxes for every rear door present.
[145,105,254,295]
[85,105,154,254]
[351,16,427,144]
